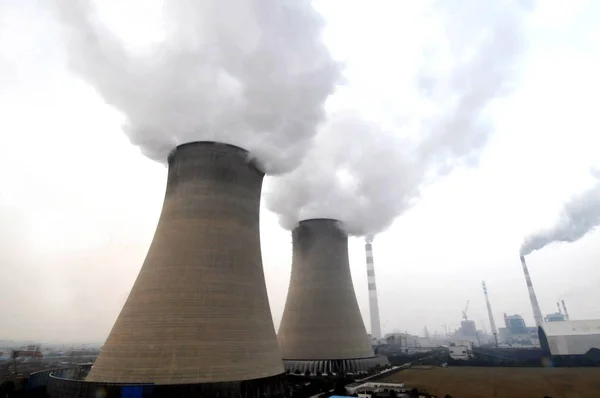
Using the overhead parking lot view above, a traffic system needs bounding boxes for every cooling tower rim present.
[167,141,263,173]
[298,217,342,224]
[167,141,249,160]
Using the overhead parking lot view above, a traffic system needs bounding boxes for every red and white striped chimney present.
[365,235,382,339]
[520,255,544,327]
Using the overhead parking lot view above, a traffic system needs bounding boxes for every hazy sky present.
[1,0,599,343]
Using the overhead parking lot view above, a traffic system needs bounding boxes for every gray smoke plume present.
[267,0,534,236]
[52,0,340,174]
[521,170,600,256]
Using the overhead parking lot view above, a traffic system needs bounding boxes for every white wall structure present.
[539,320,600,356]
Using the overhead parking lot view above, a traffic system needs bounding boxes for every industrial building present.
[277,219,388,374]
[539,319,600,356]
[77,143,286,396]
[498,314,539,346]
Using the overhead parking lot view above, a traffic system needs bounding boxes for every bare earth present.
[380,366,600,398]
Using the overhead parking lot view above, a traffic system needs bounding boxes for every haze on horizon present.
[1,0,600,344]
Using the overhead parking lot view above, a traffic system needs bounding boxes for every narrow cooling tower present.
[561,300,570,320]
[87,142,285,394]
[481,281,498,336]
[365,235,382,340]
[277,219,388,374]
[520,255,544,328]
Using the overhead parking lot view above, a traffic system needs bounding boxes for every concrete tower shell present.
[277,219,387,374]
[87,142,285,391]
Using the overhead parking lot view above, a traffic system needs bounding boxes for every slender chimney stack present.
[277,219,388,374]
[365,235,382,340]
[561,300,570,320]
[87,142,285,394]
[481,281,498,337]
[520,255,544,327]
[557,302,562,314]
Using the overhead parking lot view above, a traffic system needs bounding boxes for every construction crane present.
[462,300,470,321]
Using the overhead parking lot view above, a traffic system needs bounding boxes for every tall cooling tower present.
[87,142,285,394]
[520,255,544,328]
[277,219,388,374]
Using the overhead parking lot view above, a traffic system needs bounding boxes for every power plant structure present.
[365,235,382,340]
[481,281,498,346]
[86,142,286,395]
[519,255,544,328]
[277,219,388,374]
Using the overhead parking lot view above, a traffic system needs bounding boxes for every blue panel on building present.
[121,386,144,398]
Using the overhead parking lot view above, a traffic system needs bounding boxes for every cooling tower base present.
[49,373,289,398]
[284,356,389,375]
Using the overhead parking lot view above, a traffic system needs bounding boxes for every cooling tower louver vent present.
[87,142,285,391]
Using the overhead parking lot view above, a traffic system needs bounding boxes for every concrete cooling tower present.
[277,219,388,374]
[87,142,285,395]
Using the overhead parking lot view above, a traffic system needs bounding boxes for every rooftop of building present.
[540,319,600,337]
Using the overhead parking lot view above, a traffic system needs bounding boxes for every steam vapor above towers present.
[52,0,340,174]
[521,170,600,256]
[267,0,534,236]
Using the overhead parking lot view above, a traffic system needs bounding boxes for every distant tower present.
[481,281,498,345]
[561,300,570,320]
[87,142,285,395]
[365,235,382,339]
[520,255,544,327]
[557,302,562,314]
[277,219,388,374]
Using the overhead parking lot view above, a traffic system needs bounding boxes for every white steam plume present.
[266,112,422,236]
[267,0,534,236]
[52,0,340,174]
[521,170,600,256]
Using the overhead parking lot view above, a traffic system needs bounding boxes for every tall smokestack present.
[520,255,544,328]
[561,300,570,320]
[481,281,498,337]
[365,235,382,340]
[87,142,285,393]
[277,219,388,374]
[557,302,562,314]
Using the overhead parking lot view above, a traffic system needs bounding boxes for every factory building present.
[539,319,600,356]
[498,314,539,346]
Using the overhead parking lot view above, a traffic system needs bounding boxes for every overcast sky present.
[1,0,599,344]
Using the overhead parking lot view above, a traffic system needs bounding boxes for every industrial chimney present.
[277,219,388,374]
[561,299,570,320]
[481,281,498,346]
[520,255,544,328]
[87,142,285,394]
[365,235,382,340]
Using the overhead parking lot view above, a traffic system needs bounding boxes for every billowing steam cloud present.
[521,170,600,256]
[52,0,340,174]
[266,112,422,235]
[267,0,534,236]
